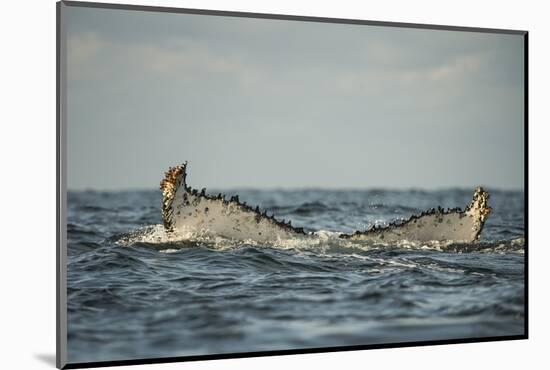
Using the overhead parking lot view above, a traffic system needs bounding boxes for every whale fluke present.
[160,162,307,241]
[340,187,492,242]
[160,162,491,243]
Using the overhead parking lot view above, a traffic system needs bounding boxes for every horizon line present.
[67,185,525,193]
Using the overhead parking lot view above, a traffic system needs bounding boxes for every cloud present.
[68,32,102,63]
[67,32,104,80]
[67,31,263,92]
[428,53,484,82]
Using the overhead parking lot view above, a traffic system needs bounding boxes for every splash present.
[113,224,523,254]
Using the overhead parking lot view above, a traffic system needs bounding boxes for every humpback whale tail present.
[160,162,491,244]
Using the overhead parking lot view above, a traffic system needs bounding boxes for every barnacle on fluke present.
[160,162,492,243]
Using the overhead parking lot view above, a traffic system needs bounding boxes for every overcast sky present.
[64,4,525,191]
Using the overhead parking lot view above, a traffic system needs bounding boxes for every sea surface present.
[67,188,525,364]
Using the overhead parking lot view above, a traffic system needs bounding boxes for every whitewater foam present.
[113,223,524,254]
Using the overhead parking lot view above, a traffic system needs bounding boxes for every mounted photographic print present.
[57,1,528,368]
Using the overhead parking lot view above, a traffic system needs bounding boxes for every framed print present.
[57,1,528,368]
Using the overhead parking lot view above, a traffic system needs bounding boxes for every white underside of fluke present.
[160,162,491,244]
[343,209,485,243]
[170,188,304,243]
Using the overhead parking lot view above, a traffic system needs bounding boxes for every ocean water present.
[66,188,525,364]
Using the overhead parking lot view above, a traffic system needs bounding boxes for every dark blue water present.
[67,189,525,363]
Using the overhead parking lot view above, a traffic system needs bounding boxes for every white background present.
[1,0,547,369]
